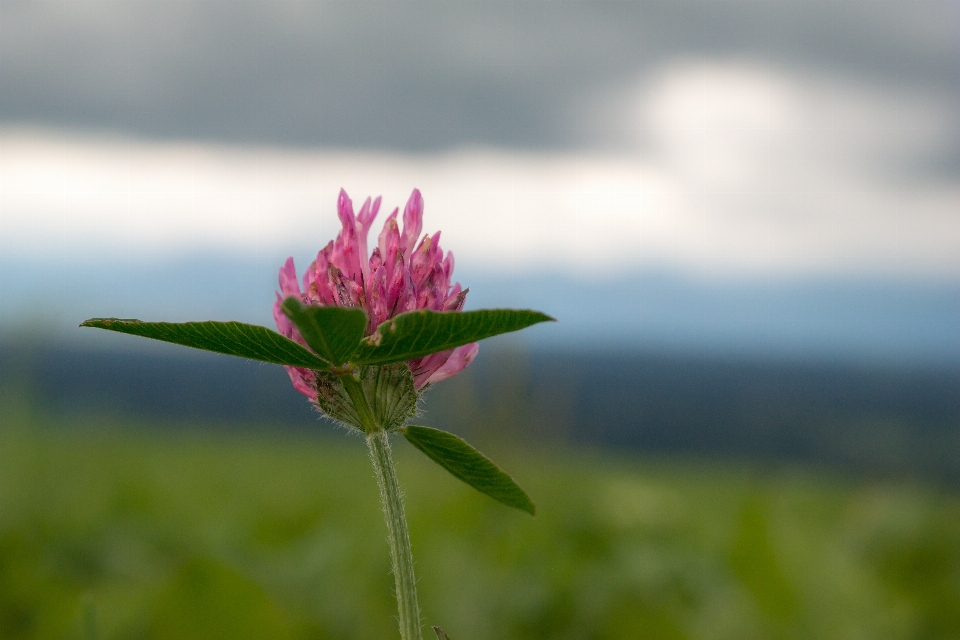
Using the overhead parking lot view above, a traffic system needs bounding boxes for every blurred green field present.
[1,397,958,640]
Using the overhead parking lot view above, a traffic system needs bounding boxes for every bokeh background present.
[1,1,958,638]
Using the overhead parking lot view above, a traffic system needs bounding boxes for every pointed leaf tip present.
[80,318,331,368]
[433,627,451,640]
[401,425,536,516]
[280,298,368,366]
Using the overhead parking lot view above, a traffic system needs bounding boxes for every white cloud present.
[2,61,958,279]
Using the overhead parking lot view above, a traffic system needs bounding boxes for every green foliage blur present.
[2,384,958,640]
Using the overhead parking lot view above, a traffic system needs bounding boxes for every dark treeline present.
[2,340,958,483]
[426,349,960,484]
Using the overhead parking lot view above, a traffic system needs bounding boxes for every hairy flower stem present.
[339,372,422,639]
[366,429,423,640]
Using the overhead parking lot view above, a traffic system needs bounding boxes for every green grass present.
[1,403,958,639]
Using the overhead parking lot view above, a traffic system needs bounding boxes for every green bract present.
[313,364,419,433]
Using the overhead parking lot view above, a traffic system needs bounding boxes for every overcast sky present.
[2,0,958,152]
[1,0,958,279]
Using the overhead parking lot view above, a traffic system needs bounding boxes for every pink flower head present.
[273,189,478,400]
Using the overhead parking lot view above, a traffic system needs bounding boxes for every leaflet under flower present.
[273,189,479,406]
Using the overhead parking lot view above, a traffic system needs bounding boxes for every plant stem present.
[340,371,423,639]
[367,429,423,640]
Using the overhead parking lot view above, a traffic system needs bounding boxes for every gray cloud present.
[2,0,957,152]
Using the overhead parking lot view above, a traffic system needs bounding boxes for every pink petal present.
[305,248,337,305]
[409,234,436,288]
[333,190,364,281]
[337,189,357,232]
[278,257,301,298]
[442,250,455,283]
[442,286,468,311]
[410,349,453,388]
[417,280,442,311]
[400,189,424,256]
[283,365,317,399]
[358,195,381,233]
[327,265,362,307]
[369,247,383,272]
[367,264,390,330]
[423,343,479,385]
[356,196,381,283]
[377,210,401,282]
[386,250,409,315]
[272,294,295,339]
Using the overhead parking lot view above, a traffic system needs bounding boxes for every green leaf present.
[281,298,368,366]
[80,318,331,368]
[401,425,536,516]
[352,309,554,365]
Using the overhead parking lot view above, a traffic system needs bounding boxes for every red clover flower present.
[273,189,478,401]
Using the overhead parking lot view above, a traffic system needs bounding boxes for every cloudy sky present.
[3,1,957,149]
[1,1,958,357]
